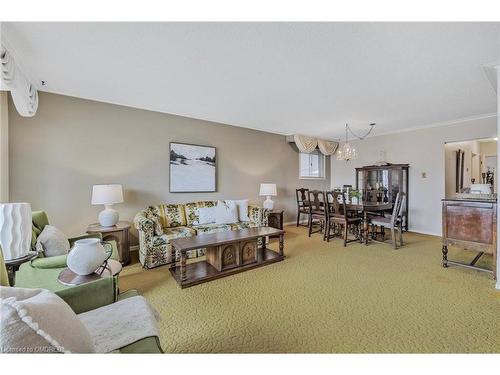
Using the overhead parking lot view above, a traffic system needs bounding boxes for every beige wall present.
[480,140,497,155]
[331,116,497,236]
[0,91,8,202]
[9,92,330,241]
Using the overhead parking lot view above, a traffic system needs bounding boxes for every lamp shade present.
[259,183,277,196]
[91,184,124,205]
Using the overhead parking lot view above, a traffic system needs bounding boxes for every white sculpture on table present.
[0,202,33,260]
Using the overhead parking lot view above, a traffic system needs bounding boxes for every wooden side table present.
[58,259,122,286]
[87,221,131,266]
[5,252,38,286]
[268,210,284,238]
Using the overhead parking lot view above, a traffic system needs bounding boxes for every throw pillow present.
[35,225,70,257]
[215,200,239,224]
[0,286,95,353]
[197,206,216,225]
[228,199,250,221]
[145,207,164,236]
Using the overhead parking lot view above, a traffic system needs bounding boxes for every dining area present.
[296,187,406,249]
[296,163,409,249]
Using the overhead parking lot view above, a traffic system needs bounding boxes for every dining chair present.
[296,188,310,227]
[369,192,405,249]
[324,190,362,246]
[307,190,326,237]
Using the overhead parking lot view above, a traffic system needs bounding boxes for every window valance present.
[292,134,339,156]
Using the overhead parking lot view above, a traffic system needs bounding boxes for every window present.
[299,150,325,179]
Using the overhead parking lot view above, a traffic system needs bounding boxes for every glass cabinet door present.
[390,169,401,203]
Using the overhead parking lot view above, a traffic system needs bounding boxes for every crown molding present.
[365,113,498,139]
[0,23,40,90]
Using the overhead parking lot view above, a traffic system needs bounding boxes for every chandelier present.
[337,123,376,162]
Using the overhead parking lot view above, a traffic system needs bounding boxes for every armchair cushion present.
[30,254,68,269]
[78,295,159,353]
[0,286,95,353]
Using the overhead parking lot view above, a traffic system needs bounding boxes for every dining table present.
[344,201,393,245]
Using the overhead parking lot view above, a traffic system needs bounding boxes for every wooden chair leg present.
[296,211,300,227]
[399,222,404,246]
[343,224,348,247]
[308,216,313,237]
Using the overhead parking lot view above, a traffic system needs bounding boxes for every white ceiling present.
[1,22,498,139]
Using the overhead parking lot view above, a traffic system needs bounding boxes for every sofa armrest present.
[55,277,116,314]
[30,254,68,269]
[134,211,154,235]
[248,205,269,226]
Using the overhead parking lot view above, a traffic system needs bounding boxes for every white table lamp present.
[259,183,277,210]
[91,184,124,227]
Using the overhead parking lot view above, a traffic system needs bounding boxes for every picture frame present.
[169,142,217,193]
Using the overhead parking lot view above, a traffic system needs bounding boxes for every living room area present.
[1,4,500,372]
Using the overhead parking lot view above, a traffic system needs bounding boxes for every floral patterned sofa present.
[134,201,269,269]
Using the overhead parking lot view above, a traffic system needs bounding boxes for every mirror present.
[444,138,497,197]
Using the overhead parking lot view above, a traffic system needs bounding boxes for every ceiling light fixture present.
[337,123,376,162]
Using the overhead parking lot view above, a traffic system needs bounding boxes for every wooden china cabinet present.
[355,163,409,231]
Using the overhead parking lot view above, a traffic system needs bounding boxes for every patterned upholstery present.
[153,226,197,245]
[230,222,260,230]
[157,204,187,228]
[191,223,232,234]
[134,202,269,269]
[184,201,216,226]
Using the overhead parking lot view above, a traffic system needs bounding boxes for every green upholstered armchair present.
[1,276,163,353]
[15,211,118,291]
[0,247,10,287]
[30,211,105,269]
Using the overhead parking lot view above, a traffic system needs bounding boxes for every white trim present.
[496,281,500,290]
[130,245,139,252]
[368,113,498,139]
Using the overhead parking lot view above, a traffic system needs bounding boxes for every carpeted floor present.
[119,225,500,353]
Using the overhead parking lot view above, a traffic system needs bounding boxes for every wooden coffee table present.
[170,227,285,288]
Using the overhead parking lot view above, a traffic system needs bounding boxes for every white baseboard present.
[496,281,500,290]
[130,245,139,252]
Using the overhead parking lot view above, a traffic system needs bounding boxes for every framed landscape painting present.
[169,142,217,192]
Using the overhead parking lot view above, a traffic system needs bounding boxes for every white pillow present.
[197,206,216,225]
[0,286,95,353]
[227,199,250,222]
[215,200,239,224]
[35,225,70,257]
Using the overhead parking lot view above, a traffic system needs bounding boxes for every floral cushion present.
[192,223,232,235]
[184,201,216,226]
[158,204,187,228]
[248,205,268,225]
[152,226,197,246]
[229,222,260,231]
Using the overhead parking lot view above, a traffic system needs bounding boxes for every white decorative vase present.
[0,203,32,261]
[67,238,111,275]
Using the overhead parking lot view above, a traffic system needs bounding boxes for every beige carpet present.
[119,225,500,353]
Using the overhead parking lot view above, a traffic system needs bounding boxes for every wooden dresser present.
[441,198,497,279]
